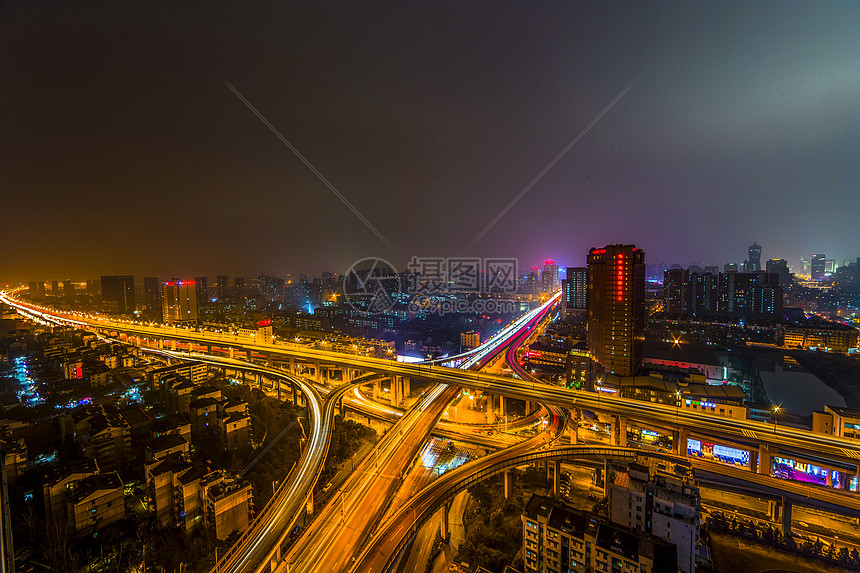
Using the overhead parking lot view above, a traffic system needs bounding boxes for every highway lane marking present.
[841,448,860,460]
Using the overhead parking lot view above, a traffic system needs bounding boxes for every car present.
[322,482,333,493]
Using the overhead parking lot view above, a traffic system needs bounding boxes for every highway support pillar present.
[568,409,579,444]
[499,395,506,417]
[504,469,512,499]
[441,502,450,540]
[389,376,398,406]
[612,416,627,447]
[158,339,164,350]
[781,498,792,539]
[373,380,380,401]
[403,376,411,398]
[758,444,773,475]
[314,362,322,383]
[171,339,177,351]
[276,379,282,401]
[289,357,295,373]
[228,347,234,359]
[748,449,758,472]
[552,461,560,497]
[241,370,246,384]
[268,544,281,572]
[568,422,578,445]
[767,499,780,522]
[674,428,688,456]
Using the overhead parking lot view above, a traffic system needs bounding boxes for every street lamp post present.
[773,405,781,434]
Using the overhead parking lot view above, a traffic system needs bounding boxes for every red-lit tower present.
[587,245,645,377]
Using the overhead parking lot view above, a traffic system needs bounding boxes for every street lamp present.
[772,405,781,434]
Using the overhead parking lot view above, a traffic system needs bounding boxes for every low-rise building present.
[148,362,209,392]
[217,410,251,455]
[524,342,568,371]
[608,459,701,573]
[206,477,254,541]
[783,323,859,353]
[43,458,100,522]
[813,405,860,439]
[146,433,189,463]
[522,493,677,573]
[146,455,192,527]
[84,362,111,387]
[0,437,27,489]
[67,472,124,537]
[63,404,132,472]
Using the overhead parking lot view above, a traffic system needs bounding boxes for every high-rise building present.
[101,276,136,315]
[765,258,791,287]
[541,260,559,293]
[690,272,718,314]
[723,263,738,273]
[162,280,198,326]
[825,259,837,275]
[561,267,587,319]
[195,276,208,304]
[587,245,645,377]
[86,280,100,297]
[718,271,782,318]
[748,241,762,272]
[663,268,690,314]
[525,270,539,294]
[143,277,161,311]
[51,280,60,295]
[811,254,826,280]
[234,277,245,302]
[259,275,285,301]
[216,276,228,302]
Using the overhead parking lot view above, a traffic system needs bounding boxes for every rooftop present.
[644,341,718,367]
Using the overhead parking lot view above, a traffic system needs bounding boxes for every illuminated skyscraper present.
[748,242,762,272]
[101,276,136,315]
[162,280,198,325]
[811,254,826,281]
[587,245,645,377]
[561,267,587,318]
[542,260,559,292]
[663,268,690,314]
[143,276,161,311]
[765,259,791,287]
[234,277,245,302]
[195,276,208,304]
[216,276,228,301]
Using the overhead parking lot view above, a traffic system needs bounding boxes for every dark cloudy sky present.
[2,1,859,281]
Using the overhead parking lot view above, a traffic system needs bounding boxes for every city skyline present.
[3,3,860,572]
[3,1,860,281]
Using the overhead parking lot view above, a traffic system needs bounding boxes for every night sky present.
[3,1,859,282]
